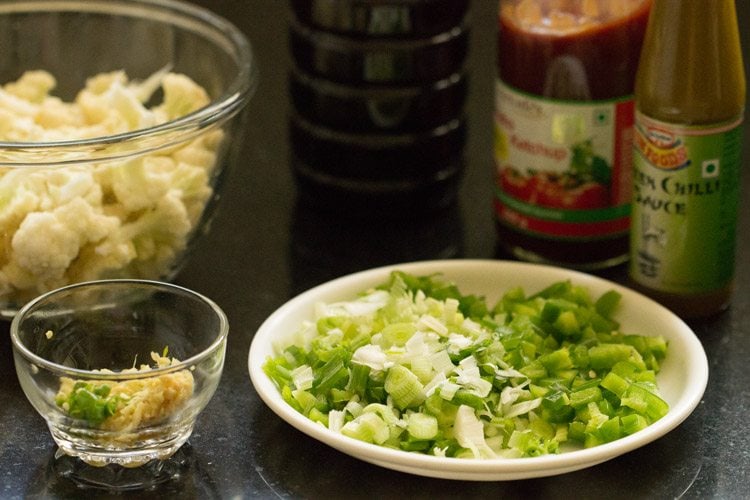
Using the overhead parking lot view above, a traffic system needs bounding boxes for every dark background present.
[1,1,749,498]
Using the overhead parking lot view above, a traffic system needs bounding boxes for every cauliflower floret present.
[105,156,176,212]
[65,190,194,283]
[172,142,217,171]
[76,73,151,136]
[13,212,87,280]
[107,82,158,130]
[172,128,223,170]
[39,168,103,209]
[0,109,19,139]
[0,91,40,142]
[158,73,210,119]
[129,192,191,255]
[173,162,212,224]
[0,170,45,233]
[0,87,38,118]
[0,168,103,229]
[1,71,87,140]
[118,192,192,275]
[68,238,137,283]
[3,70,56,103]
[100,135,217,222]
[76,70,168,136]
[11,198,119,281]
[34,97,83,130]
[98,152,214,222]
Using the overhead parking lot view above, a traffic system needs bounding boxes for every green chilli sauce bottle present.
[630,0,746,318]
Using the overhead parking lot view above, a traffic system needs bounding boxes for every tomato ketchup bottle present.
[494,0,651,269]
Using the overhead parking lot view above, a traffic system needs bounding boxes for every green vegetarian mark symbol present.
[702,159,720,178]
[594,109,611,126]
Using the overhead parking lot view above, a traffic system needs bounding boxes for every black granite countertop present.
[1,1,749,498]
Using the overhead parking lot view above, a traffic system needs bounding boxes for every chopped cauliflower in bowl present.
[0,70,242,313]
[0,0,257,316]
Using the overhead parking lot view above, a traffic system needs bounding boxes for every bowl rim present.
[10,278,229,380]
[0,0,257,165]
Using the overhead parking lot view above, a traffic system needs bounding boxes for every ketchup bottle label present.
[630,113,743,294]
[493,80,633,239]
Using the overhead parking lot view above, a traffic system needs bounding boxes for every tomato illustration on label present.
[499,139,612,210]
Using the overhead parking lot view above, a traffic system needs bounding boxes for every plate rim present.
[248,259,709,481]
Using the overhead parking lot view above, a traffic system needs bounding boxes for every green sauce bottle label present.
[630,112,744,294]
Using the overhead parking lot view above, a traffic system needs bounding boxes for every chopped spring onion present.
[262,272,669,459]
[55,382,120,425]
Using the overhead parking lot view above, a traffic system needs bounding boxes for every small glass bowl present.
[0,0,257,317]
[10,280,228,474]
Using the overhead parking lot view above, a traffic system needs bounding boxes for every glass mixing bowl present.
[0,0,257,316]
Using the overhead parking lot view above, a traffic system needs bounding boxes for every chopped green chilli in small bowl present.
[249,260,708,480]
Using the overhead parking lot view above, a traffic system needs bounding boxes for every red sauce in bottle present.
[494,0,651,269]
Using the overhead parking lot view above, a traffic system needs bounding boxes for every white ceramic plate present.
[248,260,708,481]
